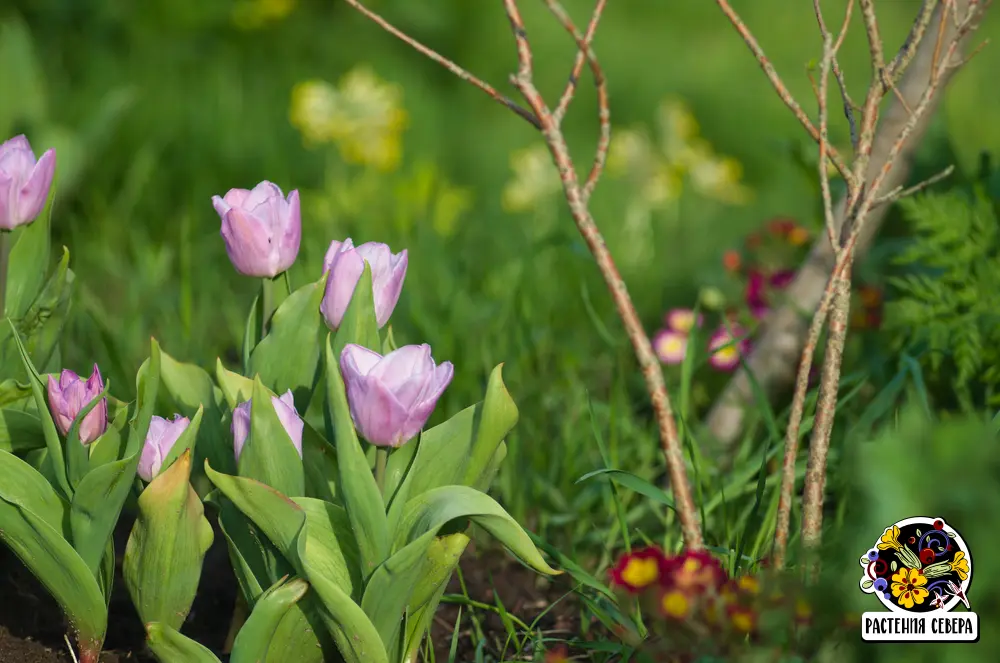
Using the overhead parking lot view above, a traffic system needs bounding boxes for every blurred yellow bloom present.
[433,182,473,238]
[502,144,562,212]
[289,66,408,172]
[232,0,296,30]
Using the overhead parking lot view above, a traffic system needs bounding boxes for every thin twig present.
[872,164,955,206]
[341,0,541,129]
[543,0,611,202]
[714,0,856,186]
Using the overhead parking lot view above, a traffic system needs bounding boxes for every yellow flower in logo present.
[891,567,929,609]
[878,525,902,551]
[950,551,970,581]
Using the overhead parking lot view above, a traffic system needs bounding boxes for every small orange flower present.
[723,249,742,272]
[660,589,691,620]
[609,547,666,593]
[727,604,757,634]
[787,226,810,245]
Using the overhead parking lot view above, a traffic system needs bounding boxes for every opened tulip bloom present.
[231,389,304,462]
[321,238,407,329]
[212,181,301,277]
[137,414,190,482]
[340,343,453,447]
[47,365,108,444]
[0,135,56,230]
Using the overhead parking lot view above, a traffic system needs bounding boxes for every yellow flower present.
[289,67,408,172]
[607,129,652,177]
[787,226,811,245]
[950,551,970,580]
[736,575,760,594]
[660,590,690,620]
[502,144,561,212]
[891,567,929,609]
[878,525,902,551]
[728,605,756,633]
[619,556,660,589]
[657,98,701,163]
[232,0,297,30]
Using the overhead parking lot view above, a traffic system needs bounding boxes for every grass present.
[3,0,1000,659]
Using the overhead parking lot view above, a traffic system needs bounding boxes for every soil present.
[0,519,593,663]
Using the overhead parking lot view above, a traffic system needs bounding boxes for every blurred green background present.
[2,0,998,566]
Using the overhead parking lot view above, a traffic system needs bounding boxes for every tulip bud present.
[0,135,56,230]
[211,181,301,277]
[137,414,191,482]
[340,343,453,448]
[46,364,108,445]
[320,238,407,329]
[231,389,303,462]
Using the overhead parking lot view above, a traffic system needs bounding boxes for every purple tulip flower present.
[320,238,407,330]
[340,343,454,448]
[138,414,191,482]
[0,135,56,230]
[46,365,108,445]
[212,181,301,277]
[231,390,304,462]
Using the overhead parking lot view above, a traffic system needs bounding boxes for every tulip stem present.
[375,447,389,495]
[0,229,11,319]
[261,277,275,338]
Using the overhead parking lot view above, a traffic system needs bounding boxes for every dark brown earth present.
[0,520,591,663]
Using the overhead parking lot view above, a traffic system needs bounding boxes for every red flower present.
[767,218,797,236]
[769,269,796,290]
[609,546,668,593]
[745,270,769,319]
[661,550,728,594]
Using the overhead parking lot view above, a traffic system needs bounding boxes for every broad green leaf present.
[216,359,255,410]
[0,408,45,453]
[331,262,380,358]
[5,195,51,319]
[0,378,32,408]
[474,441,507,492]
[395,486,559,575]
[128,339,162,458]
[9,321,70,499]
[460,365,517,487]
[242,292,261,376]
[124,450,214,628]
[213,498,266,603]
[205,465,386,663]
[382,438,416,508]
[324,334,389,580]
[291,497,361,600]
[237,377,305,498]
[400,532,469,662]
[231,577,310,663]
[87,405,130,469]
[11,246,74,376]
[250,274,328,413]
[70,449,140,577]
[301,422,339,503]
[0,454,105,648]
[361,530,436,656]
[145,622,221,663]
[160,349,223,414]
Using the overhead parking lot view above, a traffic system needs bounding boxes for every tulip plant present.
[0,151,559,663]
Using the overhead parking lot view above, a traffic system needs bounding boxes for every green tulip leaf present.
[230,576,310,663]
[5,246,74,377]
[242,292,261,375]
[0,377,32,408]
[387,364,517,526]
[237,377,305,498]
[9,321,71,499]
[70,449,140,577]
[204,465,386,663]
[396,486,559,575]
[291,497,361,600]
[381,325,398,354]
[324,333,388,581]
[0,452,106,650]
[145,622,221,663]
[5,198,51,319]
[301,422,339,504]
[123,450,214,628]
[331,261,380,358]
[0,408,45,453]
[400,532,470,662]
[216,359,255,410]
[128,338,162,458]
[250,274,328,414]
[213,498,266,602]
[87,406,130,469]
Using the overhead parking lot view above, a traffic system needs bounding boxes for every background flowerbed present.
[2,1,1000,662]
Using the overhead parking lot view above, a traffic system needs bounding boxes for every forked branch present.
[341,0,704,549]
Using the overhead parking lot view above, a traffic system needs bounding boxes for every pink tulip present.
[0,135,56,230]
[232,390,303,462]
[47,365,108,445]
[212,181,301,277]
[320,238,408,329]
[137,414,191,482]
[340,343,453,447]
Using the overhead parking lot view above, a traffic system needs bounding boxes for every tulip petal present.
[272,390,304,457]
[221,208,275,277]
[1,135,31,153]
[321,248,366,328]
[322,237,355,274]
[340,343,384,378]
[348,374,411,447]
[16,148,55,224]
[232,401,252,462]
